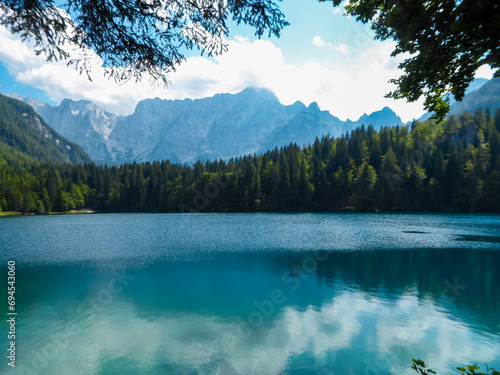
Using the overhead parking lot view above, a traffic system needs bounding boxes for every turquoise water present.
[0,213,499,374]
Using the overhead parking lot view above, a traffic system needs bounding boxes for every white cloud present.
[335,43,349,54]
[13,290,500,375]
[332,1,349,14]
[475,64,495,79]
[0,26,425,122]
[0,27,38,67]
[168,36,425,121]
[313,35,349,54]
[313,35,327,48]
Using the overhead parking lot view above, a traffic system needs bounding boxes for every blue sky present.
[0,0,494,122]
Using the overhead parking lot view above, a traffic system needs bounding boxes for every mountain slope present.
[350,107,405,130]
[0,94,91,164]
[11,88,408,164]
[110,88,312,163]
[449,77,500,116]
[19,96,120,162]
[267,102,347,149]
[418,78,492,121]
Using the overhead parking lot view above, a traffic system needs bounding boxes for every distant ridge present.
[0,94,91,164]
[348,107,404,130]
[449,77,500,116]
[8,88,406,164]
[418,77,494,121]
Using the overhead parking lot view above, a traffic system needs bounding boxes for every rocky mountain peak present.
[13,86,412,164]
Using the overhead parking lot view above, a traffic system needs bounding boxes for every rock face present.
[10,87,406,164]
[0,94,92,164]
[25,98,121,162]
[109,87,310,164]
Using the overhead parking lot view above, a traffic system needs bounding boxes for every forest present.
[1,108,500,214]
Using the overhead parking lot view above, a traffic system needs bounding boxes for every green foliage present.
[332,0,500,121]
[0,141,37,167]
[35,199,45,214]
[412,359,499,375]
[2,0,497,122]
[0,0,288,84]
[23,191,37,213]
[412,359,436,374]
[349,161,377,210]
[0,94,91,164]
[1,108,500,213]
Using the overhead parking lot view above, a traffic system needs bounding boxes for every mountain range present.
[0,94,91,165]
[416,78,496,121]
[7,88,405,164]
[449,77,500,117]
[6,77,500,164]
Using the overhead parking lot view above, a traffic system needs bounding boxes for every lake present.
[0,213,499,374]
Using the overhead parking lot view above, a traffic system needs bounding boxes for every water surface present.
[0,213,499,374]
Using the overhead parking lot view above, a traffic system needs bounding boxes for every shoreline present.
[0,209,95,216]
[1,210,499,217]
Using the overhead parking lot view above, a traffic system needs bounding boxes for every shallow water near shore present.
[1,213,499,374]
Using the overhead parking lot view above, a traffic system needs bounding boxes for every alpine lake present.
[0,213,499,374]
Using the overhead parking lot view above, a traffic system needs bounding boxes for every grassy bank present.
[0,211,21,216]
[0,210,94,216]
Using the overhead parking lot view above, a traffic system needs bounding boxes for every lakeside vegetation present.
[1,108,500,214]
[412,359,499,375]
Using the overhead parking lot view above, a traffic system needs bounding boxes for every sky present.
[0,0,495,122]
